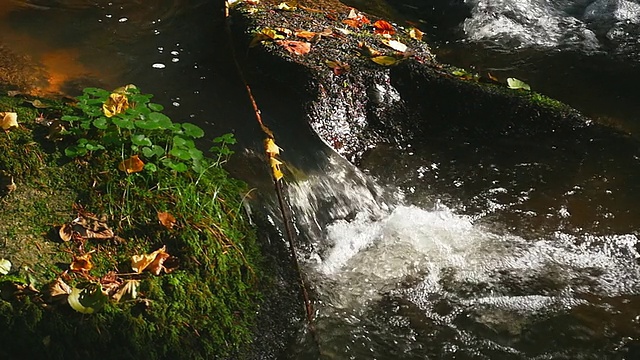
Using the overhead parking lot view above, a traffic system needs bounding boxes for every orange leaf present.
[157,211,177,229]
[70,254,93,272]
[373,20,395,36]
[295,30,317,41]
[276,40,311,55]
[118,155,145,174]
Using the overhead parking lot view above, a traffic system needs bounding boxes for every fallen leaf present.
[0,259,11,275]
[275,27,293,37]
[325,59,350,75]
[249,28,285,47]
[102,92,129,118]
[26,99,49,108]
[68,283,107,314]
[132,246,171,275]
[358,42,382,57]
[371,56,400,66]
[270,157,284,181]
[70,253,93,272]
[276,40,311,55]
[45,278,71,302]
[118,155,145,174]
[112,280,139,302]
[342,19,362,28]
[373,20,395,36]
[507,77,531,91]
[157,211,177,229]
[264,138,282,157]
[408,27,424,41]
[295,30,317,41]
[381,39,408,53]
[347,8,370,25]
[0,112,18,130]
[59,223,74,242]
[276,2,296,11]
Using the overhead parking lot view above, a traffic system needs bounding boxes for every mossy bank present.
[0,87,264,359]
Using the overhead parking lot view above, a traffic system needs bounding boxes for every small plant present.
[62,85,234,173]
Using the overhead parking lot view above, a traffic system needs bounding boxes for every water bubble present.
[171,51,179,56]
[152,63,166,69]
[118,17,128,23]
[171,58,179,63]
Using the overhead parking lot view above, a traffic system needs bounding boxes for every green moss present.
[0,90,264,359]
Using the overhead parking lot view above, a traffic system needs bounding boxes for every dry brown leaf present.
[59,223,74,242]
[0,112,18,130]
[70,253,93,272]
[45,278,71,303]
[131,246,171,275]
[118,155,145,174]
[276,40,311,55]
[157,211,177,229]
[112,280,139,302]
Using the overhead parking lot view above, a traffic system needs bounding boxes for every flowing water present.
[3,0,640,359]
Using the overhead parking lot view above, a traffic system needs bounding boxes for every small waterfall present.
[285,157,640,358]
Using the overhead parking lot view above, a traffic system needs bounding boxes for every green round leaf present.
[182,123,205,138]
[148,112,173,129]
[144,163,158,172]
[112,117,135,130]
[134,120,161,130]
[93,117,109,129]
[131,134,153,147]
[148,103,164,112]
[152,145,165,157]
[189,148,204,160]
[85,142,105,151]
[170,148,192,161]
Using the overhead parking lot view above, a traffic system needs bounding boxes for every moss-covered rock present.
[0,90,264,359]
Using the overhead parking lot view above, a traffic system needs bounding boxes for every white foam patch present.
[309,204,640,311]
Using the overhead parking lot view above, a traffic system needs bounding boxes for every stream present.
[2,0,640,359]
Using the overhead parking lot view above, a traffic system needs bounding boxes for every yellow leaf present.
[264,138,282,157]
[0,112,18,130]
[371,56,400,66]
[408,27,424,41]
[131,246,171,275]
[102,92,130,118]
[270,157,284,181]
[276,2,296,11]
[118,155,145,174]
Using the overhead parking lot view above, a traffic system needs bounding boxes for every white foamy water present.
[302,201,640,314]
[462,0,640,53]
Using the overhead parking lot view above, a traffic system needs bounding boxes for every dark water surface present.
[4,1,640,359]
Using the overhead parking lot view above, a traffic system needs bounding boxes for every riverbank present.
[0,86,265,359]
